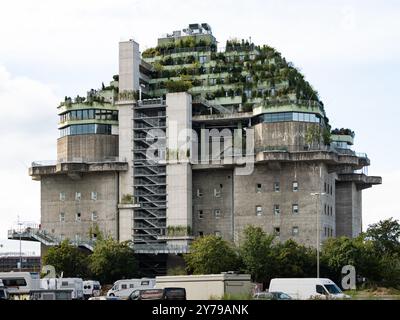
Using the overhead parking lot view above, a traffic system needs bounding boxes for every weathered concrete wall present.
[192,169,234,241]
[335,181,362,237]
[234,164,335,246]
[254,122,321,149]
[40,172,119,241]
[166,93,193,230]
[119,40,140,92]
[57,135,118,162]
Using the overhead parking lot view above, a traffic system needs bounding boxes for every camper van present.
[107,278,156,299]
[268,278,351,300]
[0,272,40,298]
[83,280,101,299]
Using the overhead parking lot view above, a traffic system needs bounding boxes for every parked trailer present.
[155,274,252,300]
[0,272,40,299]
[30,289,73,300]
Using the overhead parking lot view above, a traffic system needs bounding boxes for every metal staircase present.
[133,99,167,248]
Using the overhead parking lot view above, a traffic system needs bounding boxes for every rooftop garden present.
[144,38,324,117]
[331,128,355,137]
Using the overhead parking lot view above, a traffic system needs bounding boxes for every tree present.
[89,238,138,284]
[42,240,90,278]
[272,240,316,279]
[165,80,192,93]
[184,235,239,274]
[366,218,400,256]
[239,226,275,283]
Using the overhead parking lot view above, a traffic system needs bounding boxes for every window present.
[292,181,298,192]
[214,231,221,237]
[75,213,81,222]
[198,231,204,236]
[59,212,65,223]
[324,182,327,193]
[129,284,134,288]
[91,212,98,221]
[292,226,299,236]
[292,204,299,215]
[274,182,280,192]
[324,204,327,215]
[91,191,97,201]
[59,192,66,201]
[75,234,81,242]
[196,189,203,197]
[199,55,207,64]
[198,210,204,220]
[214,188,221,198]
[256,205,263,216]
[209,78,216,85]
[256,183,262,193]
[274,205,280,215]
[214,209,221,219]
[141,281,150,286]
[316,285,327,295]
[121,284,127,290]
[274,227,280,236]
[75,192,81,201]
[60,234,65,240]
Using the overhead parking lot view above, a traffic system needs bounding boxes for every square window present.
[197,189,203,197]
[91,191,97,201]
[75,192,81,201]
[274,227,280,236]
[292,226,299,236]
[274,205,280,215]
[59,192,66,201]
[59,212,65,223]
[214,189,221,198]
[292,181,298,192]
[214,209,221,219]
[256,205,263,216]
[274,182,280,192]
[76,213,81,222]
[256,183,262,193]
[198,210,204,220]
[198,231,204,237]
[91,212,97,221]
[292,204,299,215]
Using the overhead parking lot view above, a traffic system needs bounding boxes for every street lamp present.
[310,192,326,278]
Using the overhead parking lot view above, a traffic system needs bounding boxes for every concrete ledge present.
[338,173,382,190]
[29,161,128,178]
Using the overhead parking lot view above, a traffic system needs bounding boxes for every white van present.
[107,278,156,299]
[57,278,84,300]
[83,280,101,299]
[268,278,350,300]
[0,272,40,297]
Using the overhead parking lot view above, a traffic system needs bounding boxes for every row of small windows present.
[256,204,299,216]
[59,109,118,122]
[324,182,334,195]
[324,204,334,216]
[59,212,98,223]
[253,112,322,125]
[324,226,334,238]
[59,124,112,137]
[197,227,299,238]
[195,181,299,198]
[59,192,98,201]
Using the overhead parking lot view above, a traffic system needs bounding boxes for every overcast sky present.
[1,0,399,254]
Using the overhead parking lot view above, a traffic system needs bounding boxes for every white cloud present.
[0,65,57,253]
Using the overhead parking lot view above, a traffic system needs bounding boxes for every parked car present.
[268,278,350,300]
[253,291,292,300]
[128,287,186,300]
[89,296,121,300]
